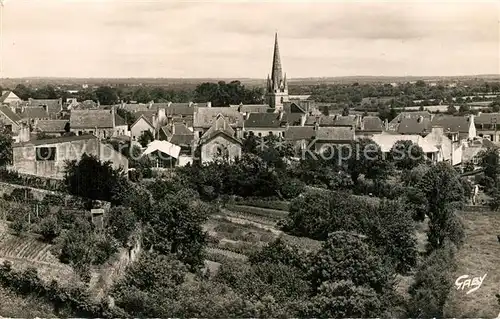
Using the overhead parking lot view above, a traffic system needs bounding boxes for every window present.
[258,132,262,137]
[78,131,82,136]
[36,147,56,161]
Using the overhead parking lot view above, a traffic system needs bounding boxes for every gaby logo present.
[455,274,487,295]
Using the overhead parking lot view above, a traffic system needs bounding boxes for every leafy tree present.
[144,189,209,269]
[347,138,390,184]
[408,241,457,318]
[242,132,258,154]
[342,105,349,116]
[389,140,425,170]
[116,108,136,128]
[417,162,465,250]
[0,130,12,167]
[64,153,127,202]
[138,130,155,147]
[105,207,137,246]
[38,215,61,242]
[478,147,500,188]
[300,280,383,318]
[307,231,394,304]
[95,86,119,105]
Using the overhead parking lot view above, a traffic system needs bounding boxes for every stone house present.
[70,108,128,138]
[11,135,129,179]
[35,120,69,137]
[130,114,155,142]
[199,114,242,164]
[193,107,244,141]
[0,106,22,135]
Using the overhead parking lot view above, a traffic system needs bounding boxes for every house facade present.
[130,115,155,141]
[199,114,242,164]
[11,135,129,179]
[70,108,128,138]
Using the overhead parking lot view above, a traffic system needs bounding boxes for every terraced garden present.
[204,200,321,263]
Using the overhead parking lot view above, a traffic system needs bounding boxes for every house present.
[199,114,242,164]
[313,125,356,153]
[230,104,272,115]
[0,106,22,135]
[461,138,495,165]
[25,98,63,119]
[73,100,98,110]
[193,107,244,140]
[283,126,315,154]
[11,135,129,179]
[160,123,194,147]
[388,111,432,132]
[243,111,307,138]
[474,113,500,142]
[130,114,155,142]
[35,120,69,137]
[430,114,476,141]
[20,106,51,123]
[70,108,128,138]
[165,102,195,123]
[371,133,440,162]
[0,91,22,109]
[423,126,463,165]
[142,140,182,168]
[356,116,385,137]
[305,114,360,128]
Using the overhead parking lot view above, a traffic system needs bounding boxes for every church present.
[265,33,289,111]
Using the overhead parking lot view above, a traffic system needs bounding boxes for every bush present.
[38,215,61,242]
[279,178,305,200]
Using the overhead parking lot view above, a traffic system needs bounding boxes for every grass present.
[0,286,55,317]
[444,210,500,317]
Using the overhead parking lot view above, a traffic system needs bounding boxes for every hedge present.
[0,169,65,192]
[232,197,290,212]
[0,261,126,317]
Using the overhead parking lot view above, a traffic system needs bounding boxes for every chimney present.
[245,112,251,121]
[172,123,175,135]
[278,110,284,121]
[207,101,212,108]
[189,102,194,107]
[314,122,319,131]
[417,116,423,123]
[384,119,388,130]
[300,114,306,126]
[111,107,116,128]
[360,118,365,131]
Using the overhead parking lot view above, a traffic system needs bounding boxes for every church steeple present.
[271,32,283,91]
[265,32,289,111]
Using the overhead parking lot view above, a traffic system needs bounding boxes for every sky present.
[1,0,499,78]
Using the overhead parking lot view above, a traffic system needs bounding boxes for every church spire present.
[271,32,282,91]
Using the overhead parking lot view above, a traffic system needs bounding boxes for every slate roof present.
[431,115,470,133]
[121,103,150,112]
[134,111,156,125]
[0,91,10,103]
[70,109,126,129]
[166,103,195,117]
[27,98,62,115]
[36,120,68,133]
[285,113,304,126]
[21,107,49,119]
[397,117,432,134]
[390,111,432,125]
[315,126,355,141]
[200,114,242,144]
[244,113,284,128]
[231,104,272,114]
[131,114,154,129]
[475,113,500,125]
[361,116,384,132]
[283,126,315,141]
[194,107,243,128]
[0,106,22,123]
[14,134,97,147]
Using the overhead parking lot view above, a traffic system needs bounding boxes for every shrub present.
[38,215,61,242]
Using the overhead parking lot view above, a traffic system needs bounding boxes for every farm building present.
[10,135,129,179]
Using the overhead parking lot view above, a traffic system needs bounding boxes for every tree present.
[307,231,394,307]
[301,280,383,318]
[64,153,127,202]
[417,162,465,250]
[389,140,425,170]
[321,105,329,116]
[138,130,154,147]
[95,86,119,105]
[342,105,350,116]
[447,105,457,114]
[478,147,500,188]
[144,189,209,269]
[116,108,136,128]
[408,241,457,318]
[105,207,137,246]
[38,215,61,242]
[347,138,390,184]
[0,130,12,167]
